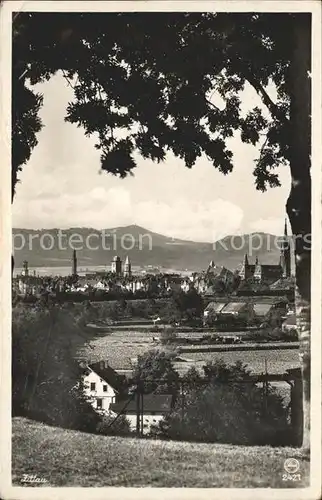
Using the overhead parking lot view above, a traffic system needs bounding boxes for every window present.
[97,398,103,409]
[103,385,108,392]
[90,382,96,391]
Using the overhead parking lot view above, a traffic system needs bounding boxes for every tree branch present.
[246,74,288,125]
[62,70,75,90]
[205,98,220,112]
[256,135,269,165]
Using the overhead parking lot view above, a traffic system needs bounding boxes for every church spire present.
[280,217,291,278]
[240,253,250,281]
[72,249,77,277]
[124,255,132,277]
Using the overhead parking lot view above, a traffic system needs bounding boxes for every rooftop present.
[86,361,126,392]
[110,394,173,414]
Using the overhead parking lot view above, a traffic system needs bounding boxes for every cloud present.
[13,183,244,241]
[134,198,244,242]
[249,218,285,236]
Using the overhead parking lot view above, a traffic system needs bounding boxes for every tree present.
[12,303,100,431]
[158,360,289,445]
[131,349,180,398]
[12,12,311,447]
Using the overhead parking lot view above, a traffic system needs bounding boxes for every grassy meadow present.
[12,417,309,488]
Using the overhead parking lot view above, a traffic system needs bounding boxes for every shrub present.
[96,413,131,436]
[281,328,298,342]
[160,327,178,345]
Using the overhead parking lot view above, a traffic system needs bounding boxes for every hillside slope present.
[11,417,308,488]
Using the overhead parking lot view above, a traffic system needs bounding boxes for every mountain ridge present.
[12,225,286,271]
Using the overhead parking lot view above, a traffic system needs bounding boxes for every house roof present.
[256,264,282,270]
[221,302,247,313]
[206,265,225,277]
[237,263,256,272]
[270,277,295,290]
[110,394,173,414]
[252,303,273,317]
[208,295,288,305]
[87,361,126,392]
[254,264,282,277]
[204,302,227,313]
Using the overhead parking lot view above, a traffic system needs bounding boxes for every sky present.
[12,73,291,242]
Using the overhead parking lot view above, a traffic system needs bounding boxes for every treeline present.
[63,289,204,325]
[14,288,175,304]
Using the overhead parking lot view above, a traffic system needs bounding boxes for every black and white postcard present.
[0,1,321,498]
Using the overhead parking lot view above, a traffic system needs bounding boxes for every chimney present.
[100,360,109,369]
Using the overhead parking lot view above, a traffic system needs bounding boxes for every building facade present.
[238,219,291,284]
[123,255,132,277]
[82,361,125,414]
[111,256,122,276]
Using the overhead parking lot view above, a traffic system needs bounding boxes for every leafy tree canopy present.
[13,12,304,200]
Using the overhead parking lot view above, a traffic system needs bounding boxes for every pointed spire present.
[72,249,77,276]
[243,254,249,266]
[124,255,132,277]
[255,255,259,265]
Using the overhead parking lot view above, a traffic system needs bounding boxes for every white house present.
[180,279,191,293]
[82,361,126,414]
[93,281,110,292]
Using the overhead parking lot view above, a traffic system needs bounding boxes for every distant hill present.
[12,224,287,272]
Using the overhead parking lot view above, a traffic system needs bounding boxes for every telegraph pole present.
[181,380,185,424]
[136,378,141,437]
[140,391,144,436]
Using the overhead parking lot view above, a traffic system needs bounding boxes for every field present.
[77,330,300,375]
[12,417,309,488]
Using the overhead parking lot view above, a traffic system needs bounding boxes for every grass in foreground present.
[12,417,309,488]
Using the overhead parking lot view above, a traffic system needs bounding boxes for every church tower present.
[22,260,29,277]
[240,254,250,281]
[111,256,122,276]
[124,255,132,277]
[279,218,291,277]
[72,249,77,277]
